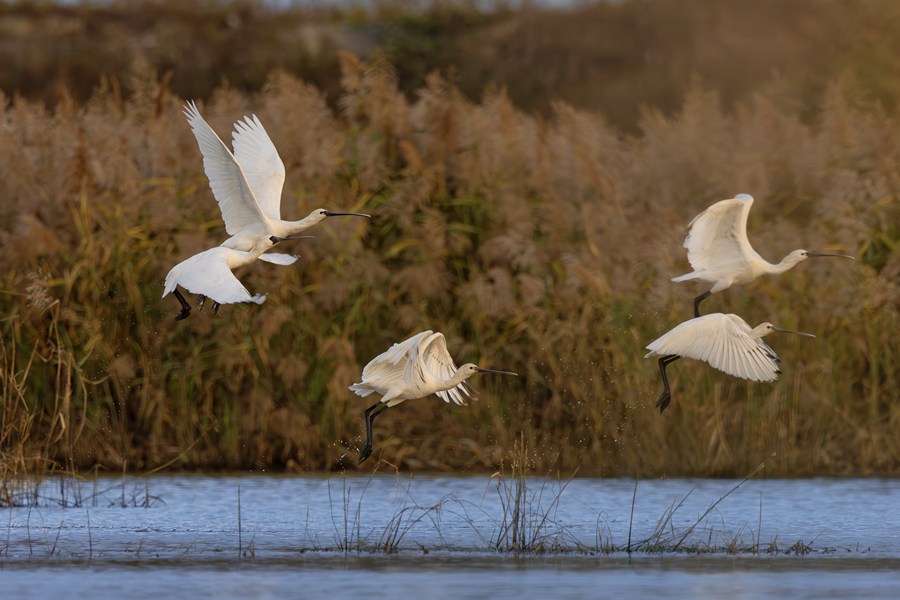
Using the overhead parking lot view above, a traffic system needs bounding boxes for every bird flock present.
[647,193,854,412]
[166,105,855,464]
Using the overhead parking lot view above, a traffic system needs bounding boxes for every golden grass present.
[0,33,899,480]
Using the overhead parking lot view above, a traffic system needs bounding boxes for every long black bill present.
[323,211,371,218]
[270,235,315,242]
[771,327,816,338]
[474,367,518,376]
[805,252,855,260]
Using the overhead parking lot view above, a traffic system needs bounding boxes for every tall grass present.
[0,47,898,477]
[7,1,900,131]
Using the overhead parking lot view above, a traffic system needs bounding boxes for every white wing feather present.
[645,313,779,382]
[183,102,271,239]
[162,248,266,305]
[682,197,755,273]
[231,115,286,221]
[350,331,433,396]
[257,253,299,266]
[420,332,473,406]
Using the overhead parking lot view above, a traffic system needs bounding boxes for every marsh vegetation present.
[1,0,899,482]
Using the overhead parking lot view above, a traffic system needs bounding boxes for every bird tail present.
[349,383,375,397]
[671,271,701,283]
[249,294,267,305]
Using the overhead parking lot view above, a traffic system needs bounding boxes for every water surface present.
[2,475,898,598]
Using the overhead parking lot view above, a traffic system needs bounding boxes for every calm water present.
[3,475,900,598]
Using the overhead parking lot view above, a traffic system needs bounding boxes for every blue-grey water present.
[3,474,900,598]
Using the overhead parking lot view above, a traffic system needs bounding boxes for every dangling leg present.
[357,401,390,465]
[212,302,221,316]
[693,291,712,319]
[655,355,680,413]
[173,289,192,321]
[197,295,206,311]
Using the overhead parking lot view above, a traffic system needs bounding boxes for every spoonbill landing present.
[672,194,854,317]
[183,101,369,262]
[644,313,815,412]
[350,331,517,465]
[162,235,309,320]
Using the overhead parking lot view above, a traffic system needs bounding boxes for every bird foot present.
[655,390,672,413]
[357,443,373,465]
[174,307,191,321]
[212,302,221,316]
[197,295,206,311]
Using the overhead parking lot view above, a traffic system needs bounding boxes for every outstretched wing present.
[683,196,755,273]
[169,248,266,306]
[183,102,272,238]
[421,332,474,406]
[231,115,286,221]
[352,331,433,395]
[257,253,299,266]
[645,313,779,382]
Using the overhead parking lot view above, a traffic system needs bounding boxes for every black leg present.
[655,355,680,413]
[693,291,712,319]
[197,295,206,310]
[358,402,389,465]
[173,289,192,321]
[212,302,220,316]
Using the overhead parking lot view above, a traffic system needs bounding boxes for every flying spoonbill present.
[350,331,517,464]
[645,313,815,412]
[163,235,310,320]
[672,194,854,317]
[183,101,369,262]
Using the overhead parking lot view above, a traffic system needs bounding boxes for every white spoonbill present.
[350,331,518,464]
[183,101,369,261]
[672,194,854,318]
[162,235,310,320]
[645,313,815,412]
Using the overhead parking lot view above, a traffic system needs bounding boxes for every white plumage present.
[350,330,517,464]
[183,102,370,261]
[162,236,299,320]
[646,314,782,382]
[645,313,814,412]
[672,194,854,317]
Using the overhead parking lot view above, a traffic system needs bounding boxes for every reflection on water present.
[2,475,900,598]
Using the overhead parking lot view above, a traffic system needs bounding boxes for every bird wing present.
[168,248,266,306]
[231,115,286,221]
[355,331,433,394]
[645,313,779,382]
[683,197,755,273]
[420,332,474,406]
[183,102,272,238]
[257,253,299,266]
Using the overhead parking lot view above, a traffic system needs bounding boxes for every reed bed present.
[1,27,899,481]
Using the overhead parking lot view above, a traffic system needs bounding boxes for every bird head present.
[309,208,371,224]
[751,322,816,340]
[459,363,518,379]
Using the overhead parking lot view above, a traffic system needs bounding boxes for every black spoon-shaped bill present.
[270,235,315,243]
[804,252,855,260]
[474,367,518,376]
[771,327,816,337]
[323,211,371,218]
